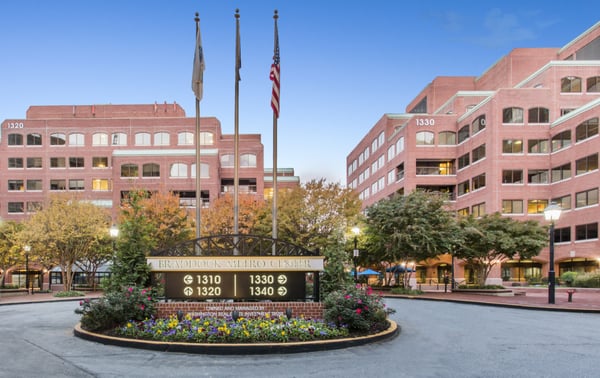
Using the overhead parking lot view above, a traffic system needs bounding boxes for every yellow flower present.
[126,322,133,328]
[281,331,286,336]
[265,313,271,319]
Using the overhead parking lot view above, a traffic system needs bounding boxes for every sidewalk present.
[2,287,600,312]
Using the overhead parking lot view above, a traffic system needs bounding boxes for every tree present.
[0,221,24,287]
[454,213,548,286]
[364,190,460,287]
[19,194,110,292]
[200,194,268,236]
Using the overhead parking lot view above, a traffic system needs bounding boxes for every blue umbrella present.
[357,268,381,276]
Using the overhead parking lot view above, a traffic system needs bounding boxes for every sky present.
[1,1,598,184]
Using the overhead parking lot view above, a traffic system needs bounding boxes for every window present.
[112,133,127,146]
[27,180,42,191]
[552,194,571,210]
[170,163,188,178]
[458,153,470,169]
[575,117,599,142]
[502,170,523,184]
[8,134,23,146]
[551,163,571,183]
[472,203,485,217]
[472,173,486,190]
[50,157,66,168]
[528,107,549,123]
[551,130,571,152]
[387,169,395,184]
[438,131,456,145]
[576,154,598,175]
[377,131,385,148]
[200,132,214,145]
[92,133,108,146]
[135,132,151,146]
[154,132,169,146]
[502,200,523,214]
[502,139,523,153]
[416,160,455,175]
[142,163,160,177]
[387,145,395,161]
[363,146,370,160]
[50,179,66,190]
[561,108,576,116]
[8,202,24,213]
[472,144,486,163]
[528,139,549,153]
[220,154,234,168]
[395,163,405,181]
[178,132,194,145]
[576,188,598,208]
[471,115,486,134]
[27,157,42,168]
[395,137,404,153]
[554,227,571,243]
[457,208,469,216]
[120,164,138,178]
[27,133,42,146]
[50,133,66,145]
[575,223,598,241]
[8,180,24,191]
[416,131,434,145]
[27,202,42,213]
[69,179,85,190]
[190,163,210,178]
[8,157,23,168]
[502,107,523,123]
[527,199,548,214]
[240,154,257,167]
[69,157,84,168]
[561,76,582,92]
[92,157,109,168]
[527,169,549,184]
[458,125,469,143]
[587,76,600,92]
[92,179,110,191]
[69,133,84,146]
[457,180,469,196]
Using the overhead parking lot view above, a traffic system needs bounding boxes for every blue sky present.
[1,1,598,184]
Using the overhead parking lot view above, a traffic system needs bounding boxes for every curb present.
[73,320,400,355]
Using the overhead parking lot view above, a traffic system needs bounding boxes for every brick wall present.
[157,301,324,320]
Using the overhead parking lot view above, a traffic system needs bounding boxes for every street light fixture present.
[23,245,31,295]
[544,202,562,304]
[352,227,360,282]
[109,224,119,275]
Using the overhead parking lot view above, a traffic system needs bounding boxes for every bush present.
[457,284,505,290]
[573,271,600,288]
[323,285,394,333]
[54,290,86,297]
[75,286,157,331]
[390,287,423,295]
[560,271,578,287]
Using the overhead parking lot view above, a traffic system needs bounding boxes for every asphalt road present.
[1,298,599,378]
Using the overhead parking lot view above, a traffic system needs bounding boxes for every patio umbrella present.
[357,268,381,276]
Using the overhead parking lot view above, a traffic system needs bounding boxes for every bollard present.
[567,289,575,302]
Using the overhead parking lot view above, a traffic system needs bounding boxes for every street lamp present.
[352,227,360,282]
[544,202,562,304]
[109,224,119,278]
[23,245,31,295]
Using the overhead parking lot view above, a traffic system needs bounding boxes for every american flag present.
[192,14,205,101]
[270,14,280,118]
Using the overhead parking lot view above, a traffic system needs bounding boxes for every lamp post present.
[23,245,31,295]
[352,227,360,283]
[544,203,562,304]
[109,224,119,280]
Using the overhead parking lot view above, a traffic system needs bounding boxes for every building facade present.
[347,22,600,286]
[0,103,299,290]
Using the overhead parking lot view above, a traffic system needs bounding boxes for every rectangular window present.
[472,173,486,190]
[92,179,110,191]
[576,188,599,208]
[528,169,549,184]
[69,179,84,190]
[457,208,469,216]
[575,154,598,175]
[554,227,571,243]
[502,170,523,184]
[502,139,523,153]
[26,202,42,212]
[92,157,109,168]
[472,203,485,217]
[472,144,486,163]
[8,202,24,213]
[502,200,523,214]
[528,139,549,153]
[527,199,548,214]
[50,157,66,168]
[50,179,66,191]
[551,163,571,183]
[551,130,571,152]
[69,157,84,168]
[8,180,24,191]
[552,195,571,210]
[575,223,598,241]
[27,157,42,168]
[26,180,42,191]
[8,157,23,168]
[457,180,469,196]
[458,153,470,169]
[27,133,42,145]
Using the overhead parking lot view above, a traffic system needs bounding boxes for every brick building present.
[347,22,600,286]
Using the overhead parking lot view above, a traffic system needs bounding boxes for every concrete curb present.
[73,320,399,355]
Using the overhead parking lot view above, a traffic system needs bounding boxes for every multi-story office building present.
[347,22,600,285]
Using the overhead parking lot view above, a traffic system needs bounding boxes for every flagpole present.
[233,9,241,255]
[192,12,203,254]
[271,10,280,255]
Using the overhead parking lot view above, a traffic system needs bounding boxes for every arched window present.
[220,154,234,168]
[438,131,456,145]
[69,133,84,146]
[587,76,600,92]
[240,153,257,167]
[561,76,582,93]
[154,132,169,146]
[416,131,434,145]
[120,163,138,177]
[200,132,214,145]
[135,132,151,146]
[112,132,127,146]
[170,163,187,178]
[471,115,486,134]
[502,107,523,123]
[528,107,549,123]
[7,133,23,146]
[551,130,571,152]
[92,133,108,146]
[178,132,194,145]
[142,163,160,177]
[191,163,210,178]
[576,117,599,142]
[50,133,66,145]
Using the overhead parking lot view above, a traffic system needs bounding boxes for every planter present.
[453,288,514,297]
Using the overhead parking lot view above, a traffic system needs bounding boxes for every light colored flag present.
[192,17,205,100]
[235,12,241,82]
[270,14,280,118]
